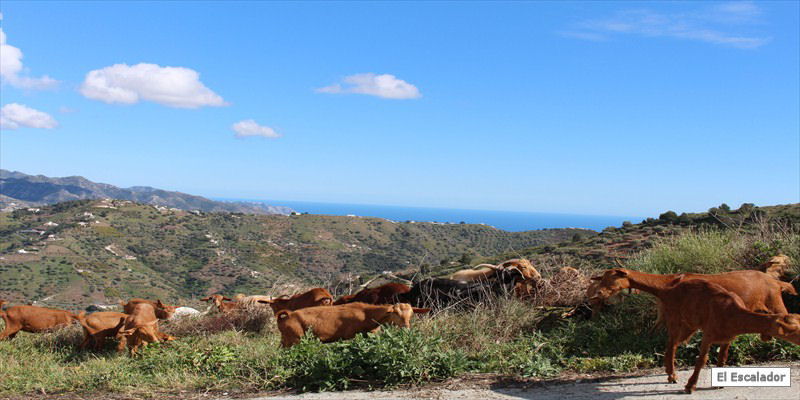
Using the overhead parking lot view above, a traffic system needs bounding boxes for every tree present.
[737,203,755,213]
[622,221,633,228]
[659,211,679,223]
[719,203,730,213]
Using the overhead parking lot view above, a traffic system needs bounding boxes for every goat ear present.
[200,296,211,302]
[412,307,430,314]
[222,297,232,301]
[257,299,274,304]
[156,300,165,307]
[614,269,628,277]
[590,276,602,281]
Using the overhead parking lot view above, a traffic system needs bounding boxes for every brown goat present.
[116,303,174,355]
[120,298,177,320]
[590,268,797,384]
[276,302,430,348]
[659,279,800,393]
[0,303,82,340]
[333,293,357,305]
[200,294,240,313]
[333,283,411,305]
[762,255,791,280]
[585,280,639,317]
[257,287,333,314]
[77,311,127,350]
[499,258,541,280]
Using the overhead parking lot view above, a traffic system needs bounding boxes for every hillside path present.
[234,362,800,400]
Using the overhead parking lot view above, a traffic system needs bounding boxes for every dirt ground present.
[242,361,800,400]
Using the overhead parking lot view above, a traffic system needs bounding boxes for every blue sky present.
[0,1,797,217]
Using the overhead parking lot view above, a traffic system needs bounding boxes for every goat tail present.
[778,280,798,296]
[276,310,291,321]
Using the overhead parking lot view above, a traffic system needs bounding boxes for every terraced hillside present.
[0,199,588,308]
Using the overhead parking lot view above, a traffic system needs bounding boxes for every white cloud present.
[232,119,281,139]
[0,103,58,130]
[0,14,58,90]
[80,63,227,108]
[562,2,769,49]
[316,73,421,99]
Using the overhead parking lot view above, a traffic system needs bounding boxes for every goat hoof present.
[668,376,677,384]
[684,386,695,394]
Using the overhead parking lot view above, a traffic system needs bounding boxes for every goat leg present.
[664,337,679,384]
[685,336,712,394]
[716,342,730,367]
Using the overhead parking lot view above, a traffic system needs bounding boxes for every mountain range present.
[0,170,293,215]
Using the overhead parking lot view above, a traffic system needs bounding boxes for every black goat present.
[400,268,523,310]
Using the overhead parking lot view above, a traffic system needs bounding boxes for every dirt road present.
[245,362,799,400]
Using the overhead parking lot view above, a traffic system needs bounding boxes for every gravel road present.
[241,362,799,400]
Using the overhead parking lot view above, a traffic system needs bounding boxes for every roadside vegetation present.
[2,219,799,397]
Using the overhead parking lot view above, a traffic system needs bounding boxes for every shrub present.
[626,230,740,275]
[279,327,467,391]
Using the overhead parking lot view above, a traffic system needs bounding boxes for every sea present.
[215,198,641,232]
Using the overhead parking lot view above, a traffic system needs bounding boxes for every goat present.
[200,294,239,313]
[333,283,411,305]
[257,287,333,314]
[232,294,273,309]
[116,303,174,355]
[77,311,127,350]
[449,264,502,282]
[762,255,791,280]
[499,258,541,280]
[170,307,201,319]
[333,293,357,305]
[658,279,800,393]
[276,302,429,348]
[585,279,638,317]
[590,268,797,383]
[120,298,176,320]
[401,267,523,309]
[0,303,82,340]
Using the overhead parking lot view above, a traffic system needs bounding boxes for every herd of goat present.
[1,255,799,393]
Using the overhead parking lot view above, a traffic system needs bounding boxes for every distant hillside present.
[480,202,800,270]
[0,199,589,308]
[0,170,293,215]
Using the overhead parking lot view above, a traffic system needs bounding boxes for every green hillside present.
[0,199,588,308]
